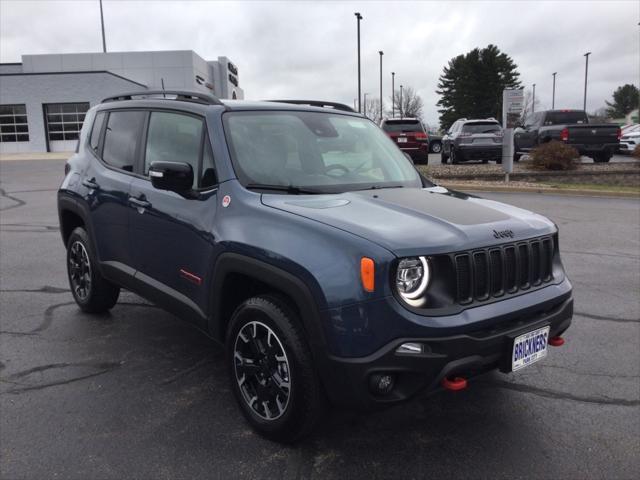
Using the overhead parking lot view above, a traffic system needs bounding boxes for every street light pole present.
[391,72,395,118]
[355,13,363,113]
[99,0,107,53]
[583,52,591,111]
[552,72,557,109]
[399,85,403,119]
[532,83,536,113]
[379,51,384,123]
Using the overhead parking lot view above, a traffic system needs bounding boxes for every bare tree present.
[364,97,382,123]
[519,89,541,123]
[389,87,424,119]
[589,107,610,123]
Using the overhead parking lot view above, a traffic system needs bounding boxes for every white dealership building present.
[0,50,244,153]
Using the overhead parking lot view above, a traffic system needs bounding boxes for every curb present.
[441,183,640,199]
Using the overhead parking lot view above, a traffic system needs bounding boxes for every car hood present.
[261,187,556,257]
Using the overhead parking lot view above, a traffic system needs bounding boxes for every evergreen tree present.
[436,45,520,130]
[605,84,639,118]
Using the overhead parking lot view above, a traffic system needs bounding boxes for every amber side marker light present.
[360,257,375,292]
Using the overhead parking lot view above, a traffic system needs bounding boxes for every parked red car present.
[380,118,429,164]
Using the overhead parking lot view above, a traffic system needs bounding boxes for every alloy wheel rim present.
[69,241,92,300]
[432,143,441,153]
[234,321,291,421]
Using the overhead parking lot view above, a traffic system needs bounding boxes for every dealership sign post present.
[502,88,524,182]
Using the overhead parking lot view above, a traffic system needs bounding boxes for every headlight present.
[396,256,430,301]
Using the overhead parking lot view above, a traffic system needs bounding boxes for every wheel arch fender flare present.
[209,253,328,353]
[57,193,98,253]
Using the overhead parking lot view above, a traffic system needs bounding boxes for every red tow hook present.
[549,336,565,347]
[442,376,468,391]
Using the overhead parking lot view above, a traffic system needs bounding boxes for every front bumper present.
[619,140,638,152]
[319,287,573,409]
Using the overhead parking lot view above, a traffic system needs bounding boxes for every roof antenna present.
[161,78,166,98]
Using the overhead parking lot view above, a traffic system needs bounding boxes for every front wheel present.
[227,295,325,443]
[430,141,442,154]
[66,227,120,313]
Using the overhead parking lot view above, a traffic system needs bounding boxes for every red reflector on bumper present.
[549,336,565,347]
[442,376,468,391]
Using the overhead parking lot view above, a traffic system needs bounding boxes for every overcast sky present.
[1,0,638,126]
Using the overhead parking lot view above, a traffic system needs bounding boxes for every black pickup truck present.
[514,110,621,162]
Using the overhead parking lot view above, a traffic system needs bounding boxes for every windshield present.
[461,122,501,134]
[223,111,422,193]
[381,120,424,133]
[543,111,588,125]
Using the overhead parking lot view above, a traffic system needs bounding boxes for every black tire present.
[227,295,325,443]
[430,141,442,154]
[450,148,458,164]
[514,152,522,162]
[482,159,489,164]
[440,150,448,164]
[66,227,120,313]
[593,152,611,163]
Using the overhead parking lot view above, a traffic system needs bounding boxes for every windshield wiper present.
[352,185,405,192]
[245,183,324,194]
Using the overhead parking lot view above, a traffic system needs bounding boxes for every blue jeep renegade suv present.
[58,91,573,442]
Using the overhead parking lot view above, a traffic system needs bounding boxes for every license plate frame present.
[510,325,550,372]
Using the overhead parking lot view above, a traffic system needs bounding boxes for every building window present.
[0,104,29,143]
[44,102,90,141]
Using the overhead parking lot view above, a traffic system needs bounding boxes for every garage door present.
[44,102,90,152]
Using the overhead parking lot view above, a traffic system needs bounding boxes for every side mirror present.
[149,161,193,193]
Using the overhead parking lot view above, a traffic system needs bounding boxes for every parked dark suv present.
[380,118,430,164]
[58,91,573,442]
[442,118,503,164]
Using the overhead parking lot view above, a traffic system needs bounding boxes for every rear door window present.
[102,111,146,172]
[461,122,501,134]
[543,111,588,125]
[89,112,105,153]
[382,120,423,133]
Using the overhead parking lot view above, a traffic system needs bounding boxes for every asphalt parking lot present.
[1,159,639,479]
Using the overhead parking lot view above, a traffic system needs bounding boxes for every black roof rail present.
[101,90,224,106]
[266,100,356,113]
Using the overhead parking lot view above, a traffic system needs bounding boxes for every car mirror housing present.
[149,161,194,194]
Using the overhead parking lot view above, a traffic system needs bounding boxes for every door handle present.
[128,196,152,209]
[82,178,99,190]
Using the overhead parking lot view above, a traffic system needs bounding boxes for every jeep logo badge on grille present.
[493,229,515,239]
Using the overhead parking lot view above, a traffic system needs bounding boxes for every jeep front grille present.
[454,237,554,305]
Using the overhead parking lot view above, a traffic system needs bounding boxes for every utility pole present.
[379,51,384,123]
[355,13,363,113]
[583,52,591,111]
[391,72,395,118]
[532,83,536,113]
[552,72,557,109]
[99,0,107,53]
[399,85,403,119]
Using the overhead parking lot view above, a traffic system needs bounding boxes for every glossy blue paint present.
[58,95,573,398]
